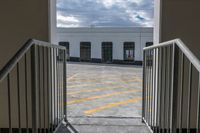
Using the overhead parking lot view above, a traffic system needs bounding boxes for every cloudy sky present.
[57,0,154,27]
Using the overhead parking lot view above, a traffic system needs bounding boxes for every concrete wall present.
[155,0,200,58]
[57,27,153,62]
[0,0,50,70]
[154,0,200,129]
[0,0,50,129]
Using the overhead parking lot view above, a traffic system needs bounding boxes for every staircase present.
[1,38,199,133]
[0,39,67,133]
[142,39,200,132]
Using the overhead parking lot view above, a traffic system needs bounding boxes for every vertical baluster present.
[187,62,192,133]
[63,49,67,121]
[170,44,175,133]
[197,72,200,133]
[56,49,59,126]
[147,50,150,125]
[43,47,46,133]
[59,50,61,121]
[164,46,168,133]
[38,46,42,133]
[53,48,56,130]
[150,49,152,129]
[58,50,60,123]
[151,49,154,130]
[153,48,157,132]
[179,52,184,133]
[159,47,163,133]
[149,50,151,126]
[147,50,149,124]
[31,45,38,133]
[170,43,179,133]
[163,47,167,132]
[46,47,50,133]
[167,46,171,133]
[160,47,165,132]
[59,49,62,121]
[156,48,161,133]
[144,50,148,122]
[61,50,63,120]
[150,49,152,127]
[145,50,148,123]
[7,74,12,133]
[17,63,21,133]
[49,48,53,133]
[61,50,64,120]
[25,54,29,133]
[56,49,60,124]
[142,50,146,120]
[151,49,153,128]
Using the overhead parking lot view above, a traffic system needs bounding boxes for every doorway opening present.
[59,42,70,60]
[102,42,113,63]
[80,42,91,62]
[124,42,135,62]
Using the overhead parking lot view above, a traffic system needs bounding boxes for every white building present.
[57,27,153,65]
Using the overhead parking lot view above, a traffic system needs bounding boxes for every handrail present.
[143,38,200,72]
[0,39,65,81]
[0,39,67,132]
[142,38,200,132]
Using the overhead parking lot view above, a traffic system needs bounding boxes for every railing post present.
[142,50,146,122]
[31,45,38,133]
[63,49,67,122]
[170,44,179,133]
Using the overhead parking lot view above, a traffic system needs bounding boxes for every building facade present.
[57,27,153,65]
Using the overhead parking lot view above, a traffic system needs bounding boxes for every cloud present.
[57,0,154,27]
[57,12,81,27]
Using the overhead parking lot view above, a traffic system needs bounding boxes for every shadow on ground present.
[56,117,151,133]
[56,121,79,133]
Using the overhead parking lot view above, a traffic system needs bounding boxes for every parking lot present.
[65,62,150,133]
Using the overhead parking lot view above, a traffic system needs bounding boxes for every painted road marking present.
[67,90,141,105]
[67,85,123,95]
[68,78,142,82]
[67,73,79,81]
[84,97,142,114]
[68,82,114,88]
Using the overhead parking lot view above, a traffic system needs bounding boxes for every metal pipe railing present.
[143,39,200,133]
[0,39,67,133]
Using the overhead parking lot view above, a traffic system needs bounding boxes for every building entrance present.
[124,42,135,62]
[102,42,113,63]
[80,42,91,62]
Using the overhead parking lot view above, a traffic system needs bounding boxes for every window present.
[124,42,135,62]
[146,42,153,47]
[145,42,153,66]
[102,42,113,63]
[59,42,70,60]
[80,42,91,62]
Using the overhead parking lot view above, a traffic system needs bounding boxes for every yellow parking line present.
[67,85,123,95]
[67,90,141,105]
[69,78,100,82]
[84,97,142,114]
[121,79,142,82]
[68,82,114,88]
[67,73,79,81]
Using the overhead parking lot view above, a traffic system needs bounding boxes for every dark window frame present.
[58,41,70,60]
[123,42,135,62]
[80,42,91,62]
[102,42,113,63]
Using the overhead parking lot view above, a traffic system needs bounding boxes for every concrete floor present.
[64,62,150,133]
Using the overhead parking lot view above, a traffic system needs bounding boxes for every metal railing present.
[0,39,67,133]
[142,39,200,133]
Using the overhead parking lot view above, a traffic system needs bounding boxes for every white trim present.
[49,0,57,44]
